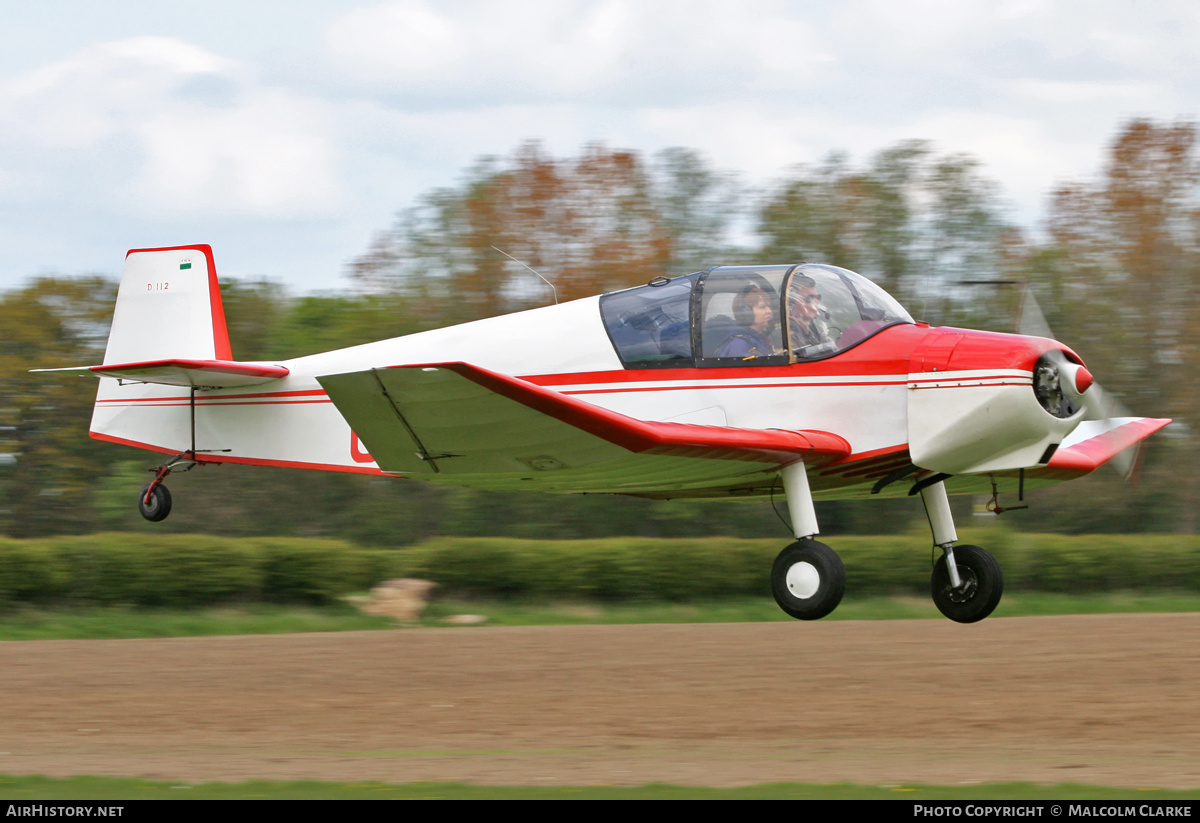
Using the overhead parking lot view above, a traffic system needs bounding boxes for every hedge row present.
[398,531,1200,599]
[1,531,1198,608]
[0,533,401,607]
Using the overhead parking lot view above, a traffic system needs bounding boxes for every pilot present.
[787,273,832,353]
[716,285,778,359]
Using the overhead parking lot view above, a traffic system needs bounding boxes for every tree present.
[757,141,1020,328]
[1031,118,1200,532]
[349,141,746,327]
[648,146,746,273]
[0,277,117,535]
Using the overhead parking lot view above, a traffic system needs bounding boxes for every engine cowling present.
[907,328,1086,475]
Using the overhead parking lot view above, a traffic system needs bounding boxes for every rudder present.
[104,244,232,364]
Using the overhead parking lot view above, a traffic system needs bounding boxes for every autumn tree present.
[1025,119,1200,532]
[1043,120,1199,409]
[348,141,745,326]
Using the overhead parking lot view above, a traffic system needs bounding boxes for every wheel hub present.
[943,568,979,603]
[785,561,821,600]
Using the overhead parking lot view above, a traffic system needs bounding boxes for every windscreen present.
[784,264,913,361]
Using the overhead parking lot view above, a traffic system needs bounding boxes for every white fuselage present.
[91,295,911,475]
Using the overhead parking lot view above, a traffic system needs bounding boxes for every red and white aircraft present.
[41,245,1171,623]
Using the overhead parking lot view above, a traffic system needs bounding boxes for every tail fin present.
[82,245,285,456]
[30,245,289,458]
[105,245,232,364]
[34,244,287,390]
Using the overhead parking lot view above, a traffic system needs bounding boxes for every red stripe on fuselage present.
[552,375,1026,396]
[89,431,390,475]
[558,379,910,395]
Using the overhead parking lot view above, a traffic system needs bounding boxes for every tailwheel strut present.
[135,387,229,522]
[138,452,198,522]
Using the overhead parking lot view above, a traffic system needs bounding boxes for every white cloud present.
[0,36,343,218]
[1,0,1199,293]
[328,0,465,79]
[1002,78,1162,105]
[325,0,832,103]
[134,90,342,216]
[2,37,234,147]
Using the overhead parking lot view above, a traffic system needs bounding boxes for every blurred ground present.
[2,614,1198,789]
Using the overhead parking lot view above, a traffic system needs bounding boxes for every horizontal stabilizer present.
[1046,417,1172,478]
[34,358,289,388]
[318,361,850,495]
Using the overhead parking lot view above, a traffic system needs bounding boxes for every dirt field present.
[2,614,1199,789]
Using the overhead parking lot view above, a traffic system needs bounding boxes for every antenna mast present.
[491,246,558,305]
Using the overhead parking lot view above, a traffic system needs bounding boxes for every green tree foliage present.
[219,280,422,361]
[757,141,1022,330]
[648,146,747,273]
[0,278,117,536]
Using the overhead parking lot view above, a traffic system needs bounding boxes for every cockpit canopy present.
[600,264,914,369]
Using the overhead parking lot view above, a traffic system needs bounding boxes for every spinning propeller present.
[1017,287,1141,480]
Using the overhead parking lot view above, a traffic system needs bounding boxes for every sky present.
[0,0,1196,294]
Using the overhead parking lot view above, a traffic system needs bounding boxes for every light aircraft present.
[39,245,1171,623]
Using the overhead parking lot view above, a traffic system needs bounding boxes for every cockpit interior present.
[600,264,914,369]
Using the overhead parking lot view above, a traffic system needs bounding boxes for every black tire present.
[138,483,172,522]
[770,539,846,620]
[931,544,1003,623]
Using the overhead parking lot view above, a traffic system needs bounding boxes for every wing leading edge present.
[317,362,851,496]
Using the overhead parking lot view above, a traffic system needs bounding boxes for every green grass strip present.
[0,604,394,640]
[423,591,1200,627]
[1,593,1199,641]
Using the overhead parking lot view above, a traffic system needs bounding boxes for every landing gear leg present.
[770,461,846,620]
[920,480,1003,623]
[134,388,223,523]
[136,453,199,522]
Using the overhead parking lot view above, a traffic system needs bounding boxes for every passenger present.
[787,273,832,353]
[716,285,778,359]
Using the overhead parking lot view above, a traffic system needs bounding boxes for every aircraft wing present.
[1041,417,1172,480]
[33,359,289,388]
[317,362,851,495]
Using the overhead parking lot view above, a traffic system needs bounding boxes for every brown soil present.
[2,614,1199,788]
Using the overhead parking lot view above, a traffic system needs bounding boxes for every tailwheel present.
[770,538,846,620]
[931,544,1003,623]
[138,482,172,522]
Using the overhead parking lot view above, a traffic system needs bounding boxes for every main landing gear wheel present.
[138,483,172,522]
[770,539,846,620]
[931,544,1003,623]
